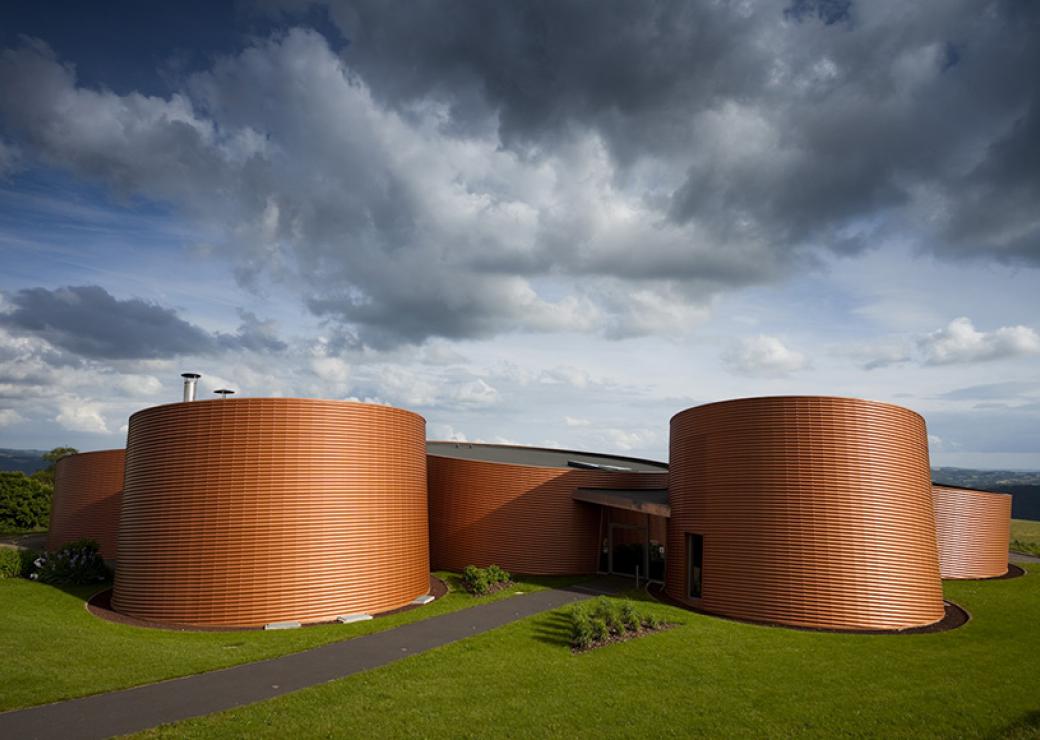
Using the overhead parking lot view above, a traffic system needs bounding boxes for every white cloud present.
[564,416,591,427]
[919,317,1040,366]
[722,335,808,377]
[0,409,23,427]
[55,397,109,433]
[310,357,351,394]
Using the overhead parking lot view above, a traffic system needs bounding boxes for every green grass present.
[0,572,580,711]
[1010,518,1040,556]
[140,563,1040,739]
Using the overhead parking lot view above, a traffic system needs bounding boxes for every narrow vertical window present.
[687,533,703,599]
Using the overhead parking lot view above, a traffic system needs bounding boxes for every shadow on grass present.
[530,609,574,648]
[995,709,1040,739]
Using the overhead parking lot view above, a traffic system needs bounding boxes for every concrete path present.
[1010,551,1040,564]
[0,587,594,740]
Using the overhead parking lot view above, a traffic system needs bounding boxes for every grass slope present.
[1010,518,1040,556]
[143,564,1039,739]
[0,573,579,712]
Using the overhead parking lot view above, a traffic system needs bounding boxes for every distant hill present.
[0,448,47,475]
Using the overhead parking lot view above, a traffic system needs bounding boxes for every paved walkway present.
[1010,551,1040,564]
[0,586,598,740]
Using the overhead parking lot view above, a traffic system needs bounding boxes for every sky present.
[0,0,1038,468]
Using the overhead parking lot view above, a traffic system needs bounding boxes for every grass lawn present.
[140,561,1039,739]
[1010,518,1040,556]
[0,572,580,712]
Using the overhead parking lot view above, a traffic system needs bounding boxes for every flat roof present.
[573,488,671,517]
[426,441,667,472]
[932,482,1012,497]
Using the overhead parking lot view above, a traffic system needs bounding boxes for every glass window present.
[687,533,703,599]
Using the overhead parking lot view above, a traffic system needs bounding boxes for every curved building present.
[665,396,945,631]
[112,398,428,628]
[428,443,668,575]
[47,449,125,561]
[933,484,1011,579]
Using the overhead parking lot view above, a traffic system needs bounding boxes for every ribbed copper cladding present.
[665,396,945,631]
[47,449,125,560]
[933,485,1011,579]
[428,448,668,575]
[112,399,428,628]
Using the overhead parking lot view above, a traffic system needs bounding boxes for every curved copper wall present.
[47,449,125,560]
[428,452,668,575]
[112,398,428,628]
[665,396,945,631]
[933,485,1011,579]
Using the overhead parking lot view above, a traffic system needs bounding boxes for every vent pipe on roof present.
[214,388,235,399]
[181,373,201,402]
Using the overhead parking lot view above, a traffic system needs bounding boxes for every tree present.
[0,472,51,530]
[31,447,78,486]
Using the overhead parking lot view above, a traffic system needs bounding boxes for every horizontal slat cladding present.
[933,485,1011,579]
[428,456,668,575]
[111,398,428,628]
[47,449,125,560]
[665,396,945,631]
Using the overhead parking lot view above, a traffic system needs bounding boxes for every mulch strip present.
[646,582,970,635]
[86,574,449,632]
[981,563,1026,580]
[571,623,674,654]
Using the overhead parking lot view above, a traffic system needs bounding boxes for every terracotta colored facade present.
[933,485,1011,579]
[47,449,125,560]
[427,445,668,575]
[112,398,428,627]
[665,396,946,631]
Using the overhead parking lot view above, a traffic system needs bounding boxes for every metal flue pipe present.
[181,373,201,402]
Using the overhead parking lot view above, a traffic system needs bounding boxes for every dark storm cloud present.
[0,1,1037,348]
[0,286,286,359]
[312,0,1040,264]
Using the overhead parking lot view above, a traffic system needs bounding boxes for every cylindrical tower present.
[933,484,1011,579]
[112,398,428,627]
[47,449,125,561]
[428,443,668,575]
[666,396,945,631]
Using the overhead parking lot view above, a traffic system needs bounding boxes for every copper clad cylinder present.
[112,398,428,627]
[933,485,1011,579]
[665,396,945,631]
[428,451,668,575]
[47,449,126,561]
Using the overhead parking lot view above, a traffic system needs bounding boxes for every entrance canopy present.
[573,488,671,518]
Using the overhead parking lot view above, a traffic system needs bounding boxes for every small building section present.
[932,484,1011,579]
[47,449,125,561]
[666,396,946,631]
[427,443,668,575]
[112,398,429,628]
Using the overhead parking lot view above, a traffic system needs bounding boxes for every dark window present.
[687,533,703,599]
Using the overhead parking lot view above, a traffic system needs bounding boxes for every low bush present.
[0,471,51,530]
[461,564,512,595]
[0,548,20,578]
[30,539,109,585]
[564,598,667,651]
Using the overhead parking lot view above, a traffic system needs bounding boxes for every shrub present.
[486,564,511,584]
[0,471,52,530]
[619,601,640,633]
[568,606,594,650]
[18,548,38,577]
[462,565,491,595]
[589,616,609,643]
[0,547,19,578]
[591,597,624,636]
[643,611,662,630]
[461,564,512,595]
[31,539,109,585]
